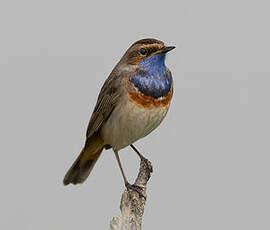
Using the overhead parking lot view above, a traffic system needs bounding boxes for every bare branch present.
[110,158,153,230]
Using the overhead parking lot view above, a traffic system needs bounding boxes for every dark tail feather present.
[63,135,104,185]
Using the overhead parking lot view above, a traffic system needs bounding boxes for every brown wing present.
[85,70,122,140]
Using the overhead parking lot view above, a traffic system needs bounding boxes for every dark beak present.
[160,46,176,53]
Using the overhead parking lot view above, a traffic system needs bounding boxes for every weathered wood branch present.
[110,158,153,230]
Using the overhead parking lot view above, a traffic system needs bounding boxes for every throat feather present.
[130,53,172,99]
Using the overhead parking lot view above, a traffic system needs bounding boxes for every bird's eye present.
[140,48,147,55]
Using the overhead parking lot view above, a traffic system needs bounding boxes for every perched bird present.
[63,38,175,191]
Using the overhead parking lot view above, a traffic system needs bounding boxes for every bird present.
[63,38,175,192]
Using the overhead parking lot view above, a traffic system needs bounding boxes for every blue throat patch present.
[130,53,172,99]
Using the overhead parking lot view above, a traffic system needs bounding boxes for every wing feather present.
[86,71,122,140]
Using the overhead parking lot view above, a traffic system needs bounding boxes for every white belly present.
[100,97,170,150]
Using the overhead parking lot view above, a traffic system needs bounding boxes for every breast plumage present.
[128,52,173,108]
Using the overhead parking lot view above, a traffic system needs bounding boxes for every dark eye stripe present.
[151,47,157,53]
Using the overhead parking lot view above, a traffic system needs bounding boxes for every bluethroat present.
[63,38,175,192]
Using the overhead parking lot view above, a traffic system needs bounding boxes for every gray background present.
[1,0,270,229]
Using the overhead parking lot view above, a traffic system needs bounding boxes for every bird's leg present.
[113,148,145,198]
[113,149,129,185]
[130,144,153,174]
[130,144,147,160]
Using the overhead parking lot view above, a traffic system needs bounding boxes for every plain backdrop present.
[1,0,270,229]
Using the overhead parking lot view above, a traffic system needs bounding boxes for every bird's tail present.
[63,134,104,186]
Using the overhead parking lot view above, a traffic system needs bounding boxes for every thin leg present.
[130,144,146,159]
[113,148,145,198]
[113,148,128,185]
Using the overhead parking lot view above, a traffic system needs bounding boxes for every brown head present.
[121,38,175,65]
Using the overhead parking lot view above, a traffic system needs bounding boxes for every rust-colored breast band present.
[126,82,173,108]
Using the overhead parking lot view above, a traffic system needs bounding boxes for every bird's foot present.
[125,182,146,199]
